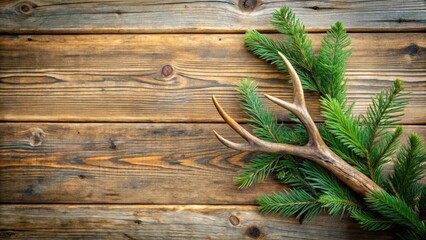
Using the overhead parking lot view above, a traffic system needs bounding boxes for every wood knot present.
[239,0,258,12]
[134,219,142,224]
[28,128,46,147]
[405,43,420,56]
[18,1,35,15]
[229,215,240,226]
[161,64,174,77]
[245,225,264,239]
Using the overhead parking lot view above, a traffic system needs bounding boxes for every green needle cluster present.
[235,6,426,239]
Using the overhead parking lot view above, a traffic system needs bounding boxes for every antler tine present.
[277,51,305,107]
[213,130,254,152]
[212,95,314,155]
[211,52,384,197]
[264,94,298,115]
[264,52,323,146]
[212,95,262,145]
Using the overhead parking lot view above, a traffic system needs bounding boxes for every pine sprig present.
[237,79,307,144]
[315,21,352,102]
[231,6,426,239]
[257,189,322,222]
[369,127,403,186]
[234,79,308,188]
[366,190,426,238]
[388,133,426,207]
[276,159,320,197]
[245,31,319,92]
[364,80,408,147]
[301,162,361,215]
[271,7,316,77]
[350,210,393,231]
[320,96,367,158]
[235,154,281,189]
[319,125,368,174]
[245,7,319,92]
[319,194,359,218]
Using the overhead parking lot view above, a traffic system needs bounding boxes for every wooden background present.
[0,0,425,239]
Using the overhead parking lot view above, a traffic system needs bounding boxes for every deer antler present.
[212,52,383,197]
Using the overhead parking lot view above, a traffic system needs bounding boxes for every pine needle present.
[257,189,322,222]
[229,6,426,239]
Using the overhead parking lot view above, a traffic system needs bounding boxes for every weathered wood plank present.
[0,123,424,204]
[0,204,392,239]
[0,122,281,204]
[0,0,425,33]
[0,33,425,123]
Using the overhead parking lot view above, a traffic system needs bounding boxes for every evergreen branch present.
[276,159,320,197]
[235,79,309,188]
[244,30,292,74]
[320,96,367,158]
[319,194,360,218]
[221,6,426,239]
[369,127,404,186]
[234,154,281,189]
[371,126,403,169]
[237,79,307,144]
[315,21,352,102]
[245,30,318,92]
[350,210,393,231]
[364,80,408,151]
[271,7,316,80]
[301,161,359,204]
[366,190,426,238]
[388,133,426,207]
[319,125,369,175]
[257,189,322,222]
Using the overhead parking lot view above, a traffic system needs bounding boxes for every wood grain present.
[0,0,425,33]
[0,204,392,239]
[0,122,282,204]
[0,123,424,204]
[1,1,424,239]
[0,33,425,123]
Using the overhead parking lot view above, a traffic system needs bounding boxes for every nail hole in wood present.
[161,64,174,77]
[229,215,240,226]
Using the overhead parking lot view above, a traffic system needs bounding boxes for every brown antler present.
[212,51,383,197]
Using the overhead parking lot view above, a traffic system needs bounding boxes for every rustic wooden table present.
[0,1,425,239]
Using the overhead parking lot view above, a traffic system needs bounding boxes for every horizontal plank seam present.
[0,203,260,206]
[1,29,426,36]
[1,120,425,125]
